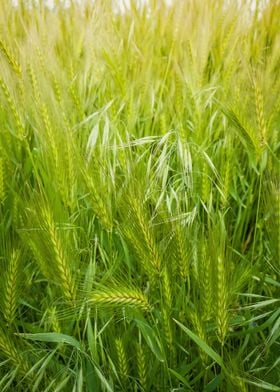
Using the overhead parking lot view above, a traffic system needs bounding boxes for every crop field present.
[0,0,279,391]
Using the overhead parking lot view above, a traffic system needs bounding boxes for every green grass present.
[0,0,279,390]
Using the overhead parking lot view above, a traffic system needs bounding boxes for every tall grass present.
[0,0,279,390]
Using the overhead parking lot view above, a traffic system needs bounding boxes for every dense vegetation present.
[0,0,279,390]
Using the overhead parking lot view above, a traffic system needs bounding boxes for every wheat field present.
[0,0,279,391]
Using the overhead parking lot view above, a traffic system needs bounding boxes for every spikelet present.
[223,55,236,93]
[53,126,76,211]
[175,73,183,117]
[159,112,167,135]
[0,36,22,77]
[187,39,194,67]
[12,193,24,228]
[185,82,198,132]
[202,161,211,203]
[48,307,61,333]
[191,311,209,366]
[174,222,189,281]
[36,47,46,75]
[216,255,228,345]
[0,77,25,140]
[129,197,161,273]
[254,77,266,148]
[161,266,175,365]
[138,72,149,116]
[42,208,76,303]
[115,338,129,385]
[120,192,161,288]
[220,16,237,61]
[0,155,4,202]
[266,82,279,170]
[53,76,62,105]
[68,62,83,119]
[2,249,21,326]
[40,103,59,171]
[275,185,280,266]
[0,329,29,375]
[58,110,77,209]
[222,160,230,207]
[65,132,77,211]
[229,374,247,392]
[198,31,210,89]
[89,287,150,311]
[122,222,157,285]
[201,243,213,321]
[266,176,280,267]
[162,308,175,367]
[27,63,41,104]
[221,143,232,207]
[27,237,51,281]
[137,344,147,390]
[127,91,136,129]
[83,170,112,230]
[162,267,172,310]
[234,378,247,392]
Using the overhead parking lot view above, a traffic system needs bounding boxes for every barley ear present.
[137,343,147,391]
[0,155,4,202]
[190,310,209,366]
[200,243,213,321]
[89,287,150,311]
[0,36,22,77]
[42,207,76,303]
[254,75,266,148]
[2,249,21,326]
[216,255,228,345]
[0,328,30,376]
[115,338,129,386]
